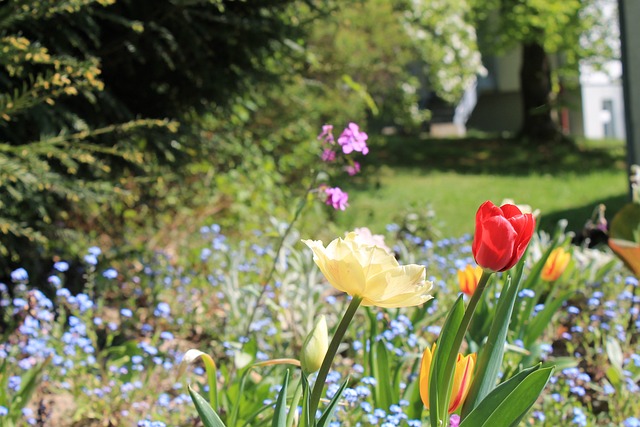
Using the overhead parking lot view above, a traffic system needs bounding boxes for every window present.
[601,99,615,138]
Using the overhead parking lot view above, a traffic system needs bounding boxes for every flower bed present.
[1,218,639,426]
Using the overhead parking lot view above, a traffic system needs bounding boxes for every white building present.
[461,50,626,140]
[580,60,626,139]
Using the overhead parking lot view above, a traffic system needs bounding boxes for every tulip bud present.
[541,247,571,281]
[300,315,328,375]
[458,265,483,296]
[419,344,476,414]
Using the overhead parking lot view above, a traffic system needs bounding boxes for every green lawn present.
[334,136,628,238]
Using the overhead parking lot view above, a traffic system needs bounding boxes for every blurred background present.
[0,0,628,280]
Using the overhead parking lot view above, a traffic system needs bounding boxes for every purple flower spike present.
[338,122,369,155]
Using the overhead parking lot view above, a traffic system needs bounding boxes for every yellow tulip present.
[302,232,433,308]
[457,265,483,296]
[419,344,476,414]
[540,247,571,282]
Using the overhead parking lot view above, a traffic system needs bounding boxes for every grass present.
[335,135,629,238]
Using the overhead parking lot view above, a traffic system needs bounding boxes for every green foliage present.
[403,0,485,103]
[4,220,640,425]
[304,0,420,129]
[463,266,523,414]
[7,0,328,124]
[429,295,465,426]
[459,364,554,427]
[0,0,336,270]
[188,386,227,427]
[0,1,178,267]
[0,356,51,427]
[471,0,618,80]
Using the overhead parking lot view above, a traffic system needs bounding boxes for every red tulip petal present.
[477,201,502,222]
[499,204,523,219]
[514,214,536,254]
[474,216,517,271]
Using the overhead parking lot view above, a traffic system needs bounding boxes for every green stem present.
[308,295,363,419]
[243,174,317,338]
[453,270,493,354]
[438,270,493,425]
[286,378,303,427]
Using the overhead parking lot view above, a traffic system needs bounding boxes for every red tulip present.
[472,201,535,272]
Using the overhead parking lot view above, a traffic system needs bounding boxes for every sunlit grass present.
[335,136,628,237]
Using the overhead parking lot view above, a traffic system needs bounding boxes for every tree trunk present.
[520,41,562,141]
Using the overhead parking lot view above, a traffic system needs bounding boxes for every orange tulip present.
[540,247,571,281]
[457,265,483,296]
[419,344,476,414]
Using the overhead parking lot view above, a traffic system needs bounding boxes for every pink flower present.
[321,149,336,162]
[317,124,334,144]
[450,415,460,427]
[338,122,369,155]
[324,187,349,211]
[345,161,360,176]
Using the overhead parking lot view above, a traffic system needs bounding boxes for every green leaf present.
[341,74,379,116]
[180,348,219,409]
[403,361,425,421]
[605,336,625,387]
[9,356,51,420]
[429,295,465,427]
[462,269,521,416]
[540,356,576,372]
[189,385,227,427]
[459,365,554,427]
[272,370,290,427]
[316,377,350,427]
[606,366,622,387]
[593,258,620,283]
[606,336,624,370]
[523,290,574,348]
[299,375,313,427]
[511,249,546,337]
[370,339,393,410]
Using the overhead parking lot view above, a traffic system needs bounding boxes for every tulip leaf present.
[606,336,624,370]
[180,349,219,409]
[429,295,465,427]
[403,361,425,421]
[316,377,349,427]
[299,374,313,427]
[512,243,554,337]
[189,385,227,427]
[463,265,522,416]
[370,339,393,411]
[459,365,554,427]
[606,365,622,387]
[540,356,576,371]
[523,290,574,348]
[272,370,290,427]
